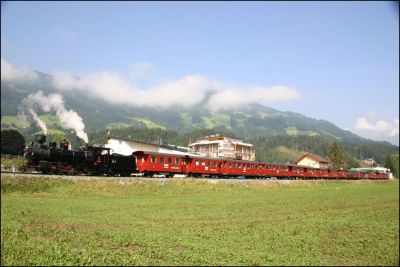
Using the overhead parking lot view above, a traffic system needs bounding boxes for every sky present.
[1,1,399,145]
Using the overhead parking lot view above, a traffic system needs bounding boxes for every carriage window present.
[229,163,232,168]
[195,160,199,166]
[234,163,237,168]
[214,161,218,167]
[208,161,211,167]
[168,158,172,164]
[201,161,205,166]
[176,158,180,164]
[151,156,156,163]
[160,157,164,163]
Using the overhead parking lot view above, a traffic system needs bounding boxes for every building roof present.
[106,135,188,152]
[295,152,331,164]
[188,135,254,147]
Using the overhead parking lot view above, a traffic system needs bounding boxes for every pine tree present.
[1,129,26,155]
[385,154,399,178]
[328,141,345,169]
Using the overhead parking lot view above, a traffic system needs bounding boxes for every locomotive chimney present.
[35,134,46,144]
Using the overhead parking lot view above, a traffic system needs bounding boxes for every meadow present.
[1,176,398,266]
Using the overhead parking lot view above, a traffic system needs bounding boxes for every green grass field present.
[1,176,398,266]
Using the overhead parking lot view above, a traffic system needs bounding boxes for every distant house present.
[295,152,331,169]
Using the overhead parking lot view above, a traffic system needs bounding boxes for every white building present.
[104,135,191,156]
[188,135,255,161]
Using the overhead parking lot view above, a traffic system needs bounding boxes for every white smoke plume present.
[29,108,48,134]
[20,91,89,143]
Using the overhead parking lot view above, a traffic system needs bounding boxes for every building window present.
[151,156,156,163]
[160,157,164,163]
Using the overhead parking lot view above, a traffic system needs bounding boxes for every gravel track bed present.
[1,172,365,185]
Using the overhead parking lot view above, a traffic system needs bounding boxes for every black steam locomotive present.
[24,135,136,176]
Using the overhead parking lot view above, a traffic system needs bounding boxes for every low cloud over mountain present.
[2,59,301,110]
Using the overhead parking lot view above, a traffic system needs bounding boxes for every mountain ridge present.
[1,70,396,150]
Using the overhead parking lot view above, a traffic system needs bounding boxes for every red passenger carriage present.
[133,151,186,177]
[186,156,221,177]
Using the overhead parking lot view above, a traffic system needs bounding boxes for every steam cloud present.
[20,91,89,143]
[29,108,48,134]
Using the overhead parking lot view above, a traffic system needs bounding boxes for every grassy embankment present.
[1,176,398,266]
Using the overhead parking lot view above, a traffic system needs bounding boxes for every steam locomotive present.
[24,135,136,176]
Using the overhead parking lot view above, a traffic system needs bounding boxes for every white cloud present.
[50,69,301,109]
[390,119,399,137]
[353,116,399,144]
[206,85,300,110]
[1,59,38,81]
[1,60,300,110]
[50,71,213,108]
[3,58,302,109]
[355,118,392,132]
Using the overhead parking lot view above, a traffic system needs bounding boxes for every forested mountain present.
[1,70,398,165]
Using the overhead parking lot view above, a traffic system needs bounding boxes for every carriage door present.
[181,156,189,174]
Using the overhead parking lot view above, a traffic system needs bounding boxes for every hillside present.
[1,72,371,141]
[1,71,398,164]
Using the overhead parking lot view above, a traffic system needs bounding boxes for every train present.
[24,135,391,180]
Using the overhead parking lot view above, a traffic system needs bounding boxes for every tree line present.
[2,127,398,177]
